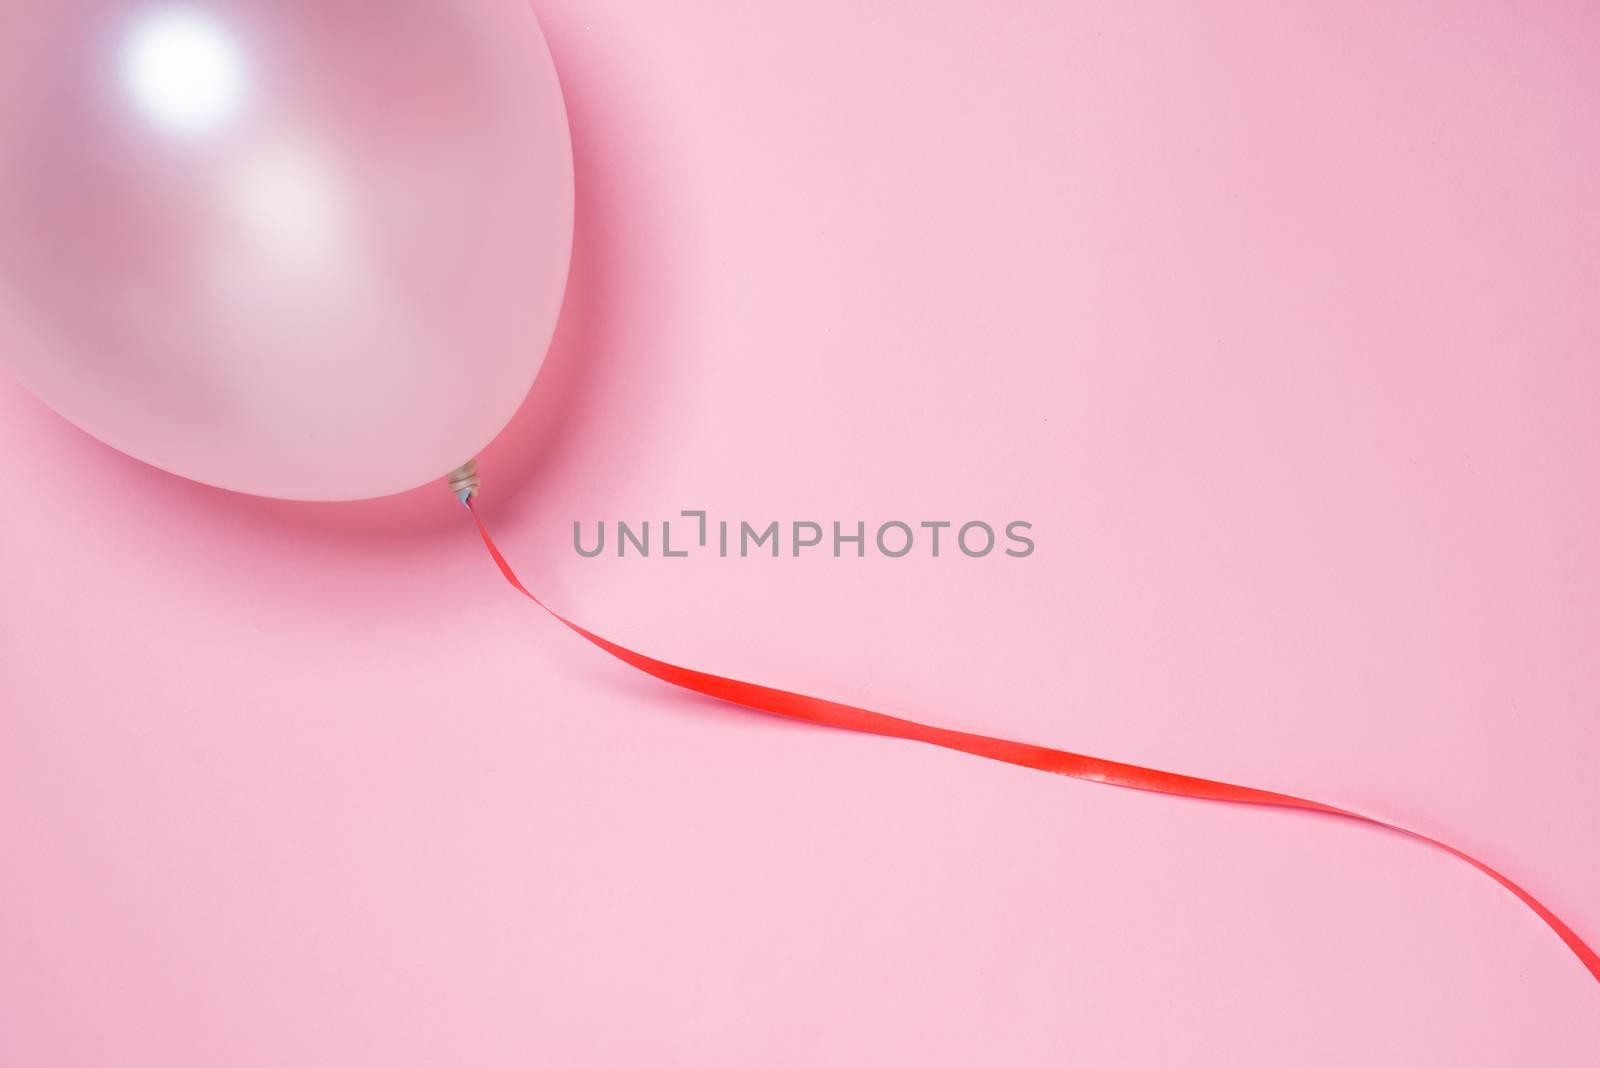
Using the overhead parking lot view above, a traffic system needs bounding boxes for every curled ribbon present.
[466,499,1599,990]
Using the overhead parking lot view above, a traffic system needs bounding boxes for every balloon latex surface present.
[0,1,573,500]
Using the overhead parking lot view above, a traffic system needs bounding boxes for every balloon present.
[0,1,573,500]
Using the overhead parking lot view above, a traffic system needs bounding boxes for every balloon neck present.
[446,459,481,504]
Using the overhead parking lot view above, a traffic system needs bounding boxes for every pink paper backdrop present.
[3,2,1598,1064]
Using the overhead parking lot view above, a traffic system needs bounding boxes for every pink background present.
[3,1,1599,1064]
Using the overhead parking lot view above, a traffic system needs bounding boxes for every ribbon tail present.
[466,500,1600,989]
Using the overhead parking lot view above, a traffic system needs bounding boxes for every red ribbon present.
[467,499,1599,989]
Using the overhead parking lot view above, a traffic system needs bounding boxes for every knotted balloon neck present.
[447,459,480,505]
